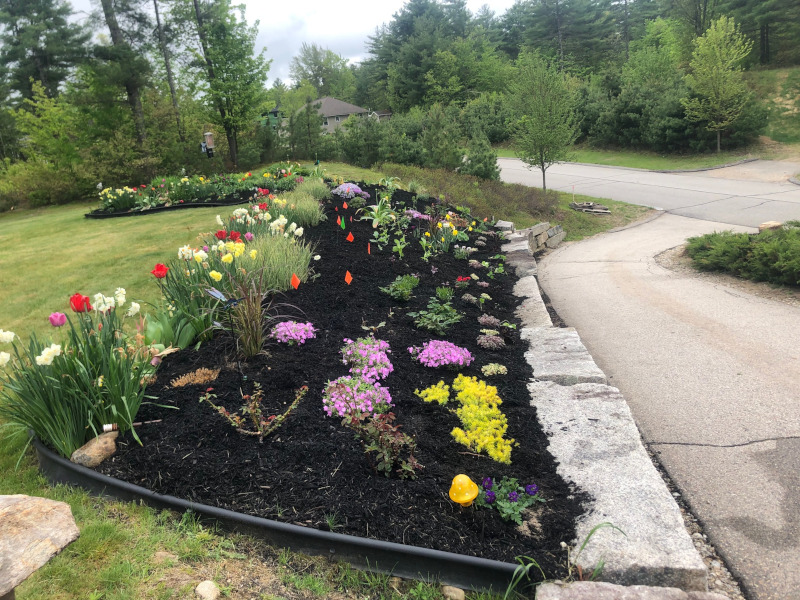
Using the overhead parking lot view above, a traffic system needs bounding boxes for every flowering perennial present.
[341,337,393,382]
[415,374,514,464]
[331,183,370,199]
[408,340,473,369]
[323,376,393,417]
[270,321,316,345]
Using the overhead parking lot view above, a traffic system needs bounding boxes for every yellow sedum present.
[415,374,514,464]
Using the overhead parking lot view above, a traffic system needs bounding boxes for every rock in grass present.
[195,580,221,599]
[441,584,466,600]
[70,431,118,467]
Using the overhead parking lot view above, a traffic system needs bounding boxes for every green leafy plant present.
[341,411,422,479]
[407,294,462,335]
[475,476,545,525]
[199,383,307,443]
[379,275,420,302]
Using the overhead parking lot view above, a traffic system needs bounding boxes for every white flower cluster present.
[35,343,62,366]
[126,302,140,317]
[0,329,15,344]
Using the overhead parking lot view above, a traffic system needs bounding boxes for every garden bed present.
[84,192,255,219]
[88,186,586,580]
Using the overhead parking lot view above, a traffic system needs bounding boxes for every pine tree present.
[0,0,89,102]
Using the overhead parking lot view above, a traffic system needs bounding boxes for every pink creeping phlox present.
[270,321,316,345]
[322,376,393,417]
[341,337,393,382]
[408,340,473,369]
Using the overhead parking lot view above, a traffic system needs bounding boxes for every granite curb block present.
[522,327,607,385]
[536,581,728,599]
[509,221,708,592]
[528,382,707,591]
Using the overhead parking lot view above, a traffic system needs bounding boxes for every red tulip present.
[150,263,169,279]
[258,202,268,210]
[215,230,227,240]
[228,231,241,242]
[69,293,92,313]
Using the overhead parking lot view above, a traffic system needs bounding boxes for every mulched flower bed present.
[96,186,587,577]
[84,192,257,219]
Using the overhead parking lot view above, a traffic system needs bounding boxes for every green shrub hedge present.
[686,223,800,286]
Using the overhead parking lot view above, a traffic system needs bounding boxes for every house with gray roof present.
[307,97,369,133]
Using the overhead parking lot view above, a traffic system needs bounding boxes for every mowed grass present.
[494,145,755,170]
[0,202,234,342]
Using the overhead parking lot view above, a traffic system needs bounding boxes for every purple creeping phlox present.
[408,340,473,369]
[404,209,431,221]
[331,183,371,200]
[322,375,393,417]
[341,337,393,382]
[270,321,316,345]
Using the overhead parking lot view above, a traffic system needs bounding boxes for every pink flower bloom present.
[49,312,67,327]
[244,232,254,241]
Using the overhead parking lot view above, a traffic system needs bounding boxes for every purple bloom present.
[508,491,519,503]
[244,232,254,241]
[49,312,67,327]
[525,484,539,496]
[482,477,493,490]
[409,340,473,370]
[341,337,393,382]
[485,491,496,504]
[270,321,316,345]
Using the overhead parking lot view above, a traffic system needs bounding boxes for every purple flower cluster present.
[525,484,539,496]
[408,340,473,369]
[485,491,496,504]
[508,491,519,503]
[270,321,316,345]
[404,209,431,221]
[332,183,370,199]
[341,337,393,382]
[322,375,393,417]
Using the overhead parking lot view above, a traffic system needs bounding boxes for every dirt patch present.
[655,244,800,308]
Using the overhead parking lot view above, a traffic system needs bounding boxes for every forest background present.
[1,0,798,210]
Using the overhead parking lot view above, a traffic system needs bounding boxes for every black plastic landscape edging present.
[84,197,252,219]
[33,438,520,592]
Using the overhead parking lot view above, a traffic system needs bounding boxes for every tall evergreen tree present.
[152,0,183,141]
[0,0,89,102]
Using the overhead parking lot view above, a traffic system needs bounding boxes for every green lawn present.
[495,145,755,170]
[0,163,648,598]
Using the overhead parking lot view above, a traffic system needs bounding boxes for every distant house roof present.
[311,97,368,118]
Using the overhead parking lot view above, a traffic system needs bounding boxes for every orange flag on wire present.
[350,216,353,223]
[342,202,348,209]
[346,232,354,242]
[344,271,353,285]
[367,242,371,255]
[291,273,301,289]
[336,215,341,226]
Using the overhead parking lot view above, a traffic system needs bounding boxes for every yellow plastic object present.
[449,474,479,507]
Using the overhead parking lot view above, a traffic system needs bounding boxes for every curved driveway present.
[498,157,800,227]
[500,158,800,600]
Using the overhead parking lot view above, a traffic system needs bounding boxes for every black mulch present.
[96,186,588,578]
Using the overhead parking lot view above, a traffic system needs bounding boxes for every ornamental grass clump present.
[322,376,393,417]
[408,340,473,369]
[0,292,151,459]
[341,337,393,382]
[415,374,514,464]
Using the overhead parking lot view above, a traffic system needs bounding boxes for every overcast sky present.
[70,0,518,84]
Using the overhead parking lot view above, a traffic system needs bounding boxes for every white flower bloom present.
[216,214,224,227]
[288,222,297,234]
[0,351,10,366]
[114,287,126,307]
[193,250,208,262]
[178,245,193,260]
[126,302,140,317]
[35,344,61,366]
[94,294,115,313]
[294,227,304,237]
[313,255,321,261]
[0,330,15,344]
[232,208,249,218]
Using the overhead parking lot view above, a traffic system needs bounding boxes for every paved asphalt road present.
[498,158,800,227]
[499,159,800,600]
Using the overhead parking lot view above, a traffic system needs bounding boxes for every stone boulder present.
[70,431,118,467]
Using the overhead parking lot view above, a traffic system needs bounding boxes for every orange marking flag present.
[342,202,348,209]
[346,232,354,242]
[344,271,353,285]
[336,215,341,226]
[367,243,371,255]
[291,273,301,289]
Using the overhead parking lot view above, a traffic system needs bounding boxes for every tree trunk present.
[99,0,147,146]
[554,0,564,71]
[153,0,184,142]
[541,164,547,193]
[717,129,721,154]
[191,0,237,166]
